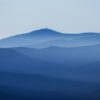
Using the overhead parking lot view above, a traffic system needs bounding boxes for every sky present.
[0,0,100,39]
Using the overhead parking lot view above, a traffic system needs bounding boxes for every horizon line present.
[0,28,100,40]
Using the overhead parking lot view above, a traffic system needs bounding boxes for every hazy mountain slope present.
[0,29,100,48]
[0,71,100,100]
[0,48,58,74]
[27,35,100,48]
[0,29,64,48]
[1,71,98,92]
[0,47,100,83]
[0,29,100,100]
[15,44,100,65]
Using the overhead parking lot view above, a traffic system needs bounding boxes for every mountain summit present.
[0,28,63,48]
[24,28,63,37]
[0,28,100,48]
[31,28,61,34]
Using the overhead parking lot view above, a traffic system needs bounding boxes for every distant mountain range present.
[0,28,100,48]
[0,28,100,100]
[0,29,100,82]
[0,46,100,83]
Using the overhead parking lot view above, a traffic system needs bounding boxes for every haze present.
[0,0,100,39]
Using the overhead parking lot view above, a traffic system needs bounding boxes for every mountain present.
[0,48,56,74]
[0,29,63,48]
[0,29,100,100]
[0,46,100,83]
[27,37,100,48]
[0,28,100,48]
[0,71,100,100]
[14,44,100,65]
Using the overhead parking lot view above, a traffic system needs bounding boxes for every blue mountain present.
[0,29,100,100]
[0,29,63,48]
[0,28,100,48]
[0,71,100,100]
[0,45,100,83]
[0,46,100,99]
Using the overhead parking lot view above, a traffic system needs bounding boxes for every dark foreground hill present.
[0,72,100,100]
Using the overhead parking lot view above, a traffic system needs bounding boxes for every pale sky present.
[0,0,100,39]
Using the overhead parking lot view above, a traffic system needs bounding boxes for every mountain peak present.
[38,28,54,31]
[33,28,59,33]
[28,28,62,36]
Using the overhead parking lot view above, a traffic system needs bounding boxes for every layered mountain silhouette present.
[0,71,100,100]
[0,28,100,48]
[0,28,100,100]
[0,46,100,83]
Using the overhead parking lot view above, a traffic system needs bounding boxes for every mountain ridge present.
[1,28,100,40]
[0,28,100,48]
[0,28,100,100]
